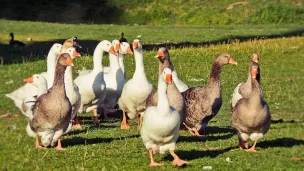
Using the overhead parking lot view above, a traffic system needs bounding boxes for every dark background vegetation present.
[1,0,304,25]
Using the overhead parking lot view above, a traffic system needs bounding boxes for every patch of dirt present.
[227,1,249,10]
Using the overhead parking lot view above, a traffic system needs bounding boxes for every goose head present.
[161,68,173,84]
[215,52,237,66]
[57,53,74,67]
[24,74,47,87]
[250,53,259,63]
[65,47,81,59]
[98,40,117,56]
[9,32,14,38]
[72,36,82,48]
[132,39,143,50]
[120,42,133,55]
[112,39,121,53]
[50,43,63,56]
[155,47,169,63]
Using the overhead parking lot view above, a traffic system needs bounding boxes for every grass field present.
[0,20,303,170]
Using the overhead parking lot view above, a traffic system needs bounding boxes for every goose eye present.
[107,44,109,46]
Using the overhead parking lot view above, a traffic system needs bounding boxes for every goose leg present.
[72,114,82,129]
[35,135,46,149]
[138,113,143,129]
[121,111,130,129]
[149,149,163,167]
[170,150,189,167]
[238,137,248,149]
[55,139,66,151]
[92,109,100,124]
[246,140,257,152]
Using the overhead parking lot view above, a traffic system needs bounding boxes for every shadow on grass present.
[178,133,234,142]
[258,138,304,148]
[205,126,235,134]
[271,119,302,124]
[164,146,235,161]
[1,28,303,64]
[63,134,140,147]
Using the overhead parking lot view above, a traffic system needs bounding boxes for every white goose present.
[23,74,48,137]
[140,68,188,167]
[118,39,153,129]
[103,40,133,114]
[5,43,62,116]
[74,40,117,124]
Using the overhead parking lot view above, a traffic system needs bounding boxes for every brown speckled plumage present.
[231,62,271,143]
[30,53,72,146]
[182,53,236,134]
[146,47,186,124]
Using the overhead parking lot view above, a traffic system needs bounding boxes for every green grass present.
[0,19,303,64]
[1,0,304,25]
[0,21,304,170]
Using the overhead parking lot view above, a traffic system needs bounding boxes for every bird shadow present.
[204,126,235,134]
[63,134,140,147]
[258,138,304,149]
[164,146,235,161]
[178,132,234,143]
[271,119,302,124]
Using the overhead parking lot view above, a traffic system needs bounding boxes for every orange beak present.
[133,42,139,49]
[228,57,238,65]
[24,76,34,83]
[252,55,259,63]
[109,47,117,56]
[251,69,258,79]
[66,58,74,66]
[155,50,164,58]
[73,50,81,58]
[166,74,172,84]
[126,46,133,55]
[115,44,120,51]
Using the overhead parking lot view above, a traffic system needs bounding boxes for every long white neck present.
[157,77,170,115]
[133,48,146,79]
[47,50,57,89]
[93,44,104,71]
[172,70,180,85]
[64,66,74,95]
[109,53,120,72]
[118,53,125,74]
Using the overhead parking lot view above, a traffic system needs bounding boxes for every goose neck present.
[46,51,57,89]
[52,64,67,95]
[133,49,146,78]
[93,45,104,71]
[64,66,74,90]
[109,53,120,70]
[157,77,170,115]
[208,61,222,88]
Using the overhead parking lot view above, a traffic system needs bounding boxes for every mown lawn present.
[0,22,303,170]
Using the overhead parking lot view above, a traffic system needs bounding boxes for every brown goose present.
[231,62,271,152]
[29,53,74,150]
[182,53,237,136]
[146,47,186,125]
[231,53,264,110]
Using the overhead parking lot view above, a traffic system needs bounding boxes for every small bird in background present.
[119,32,128,43]
[9,32,26,47]
[72,36,82,48]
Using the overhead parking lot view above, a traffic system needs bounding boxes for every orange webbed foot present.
[172,158,189,167]
[149,161,164,167]
[93,117,100,125]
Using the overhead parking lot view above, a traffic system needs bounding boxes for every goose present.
[155,47,188,92]
[74,40,117,124]
[23,74,48,138]
[104,41,132,77]
[5,43,63,116]
[119,32,128,43]
[231,62,271,152]
[118,39,153,129]
[231,53,264,110]
[146,47,186,126]
[29,53,74,150]
[141,68,188,167]
[9,32,26,47]
[102,40,133,117]
[182,53,237,136]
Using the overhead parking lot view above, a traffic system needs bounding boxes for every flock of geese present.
[5,36,271,167]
